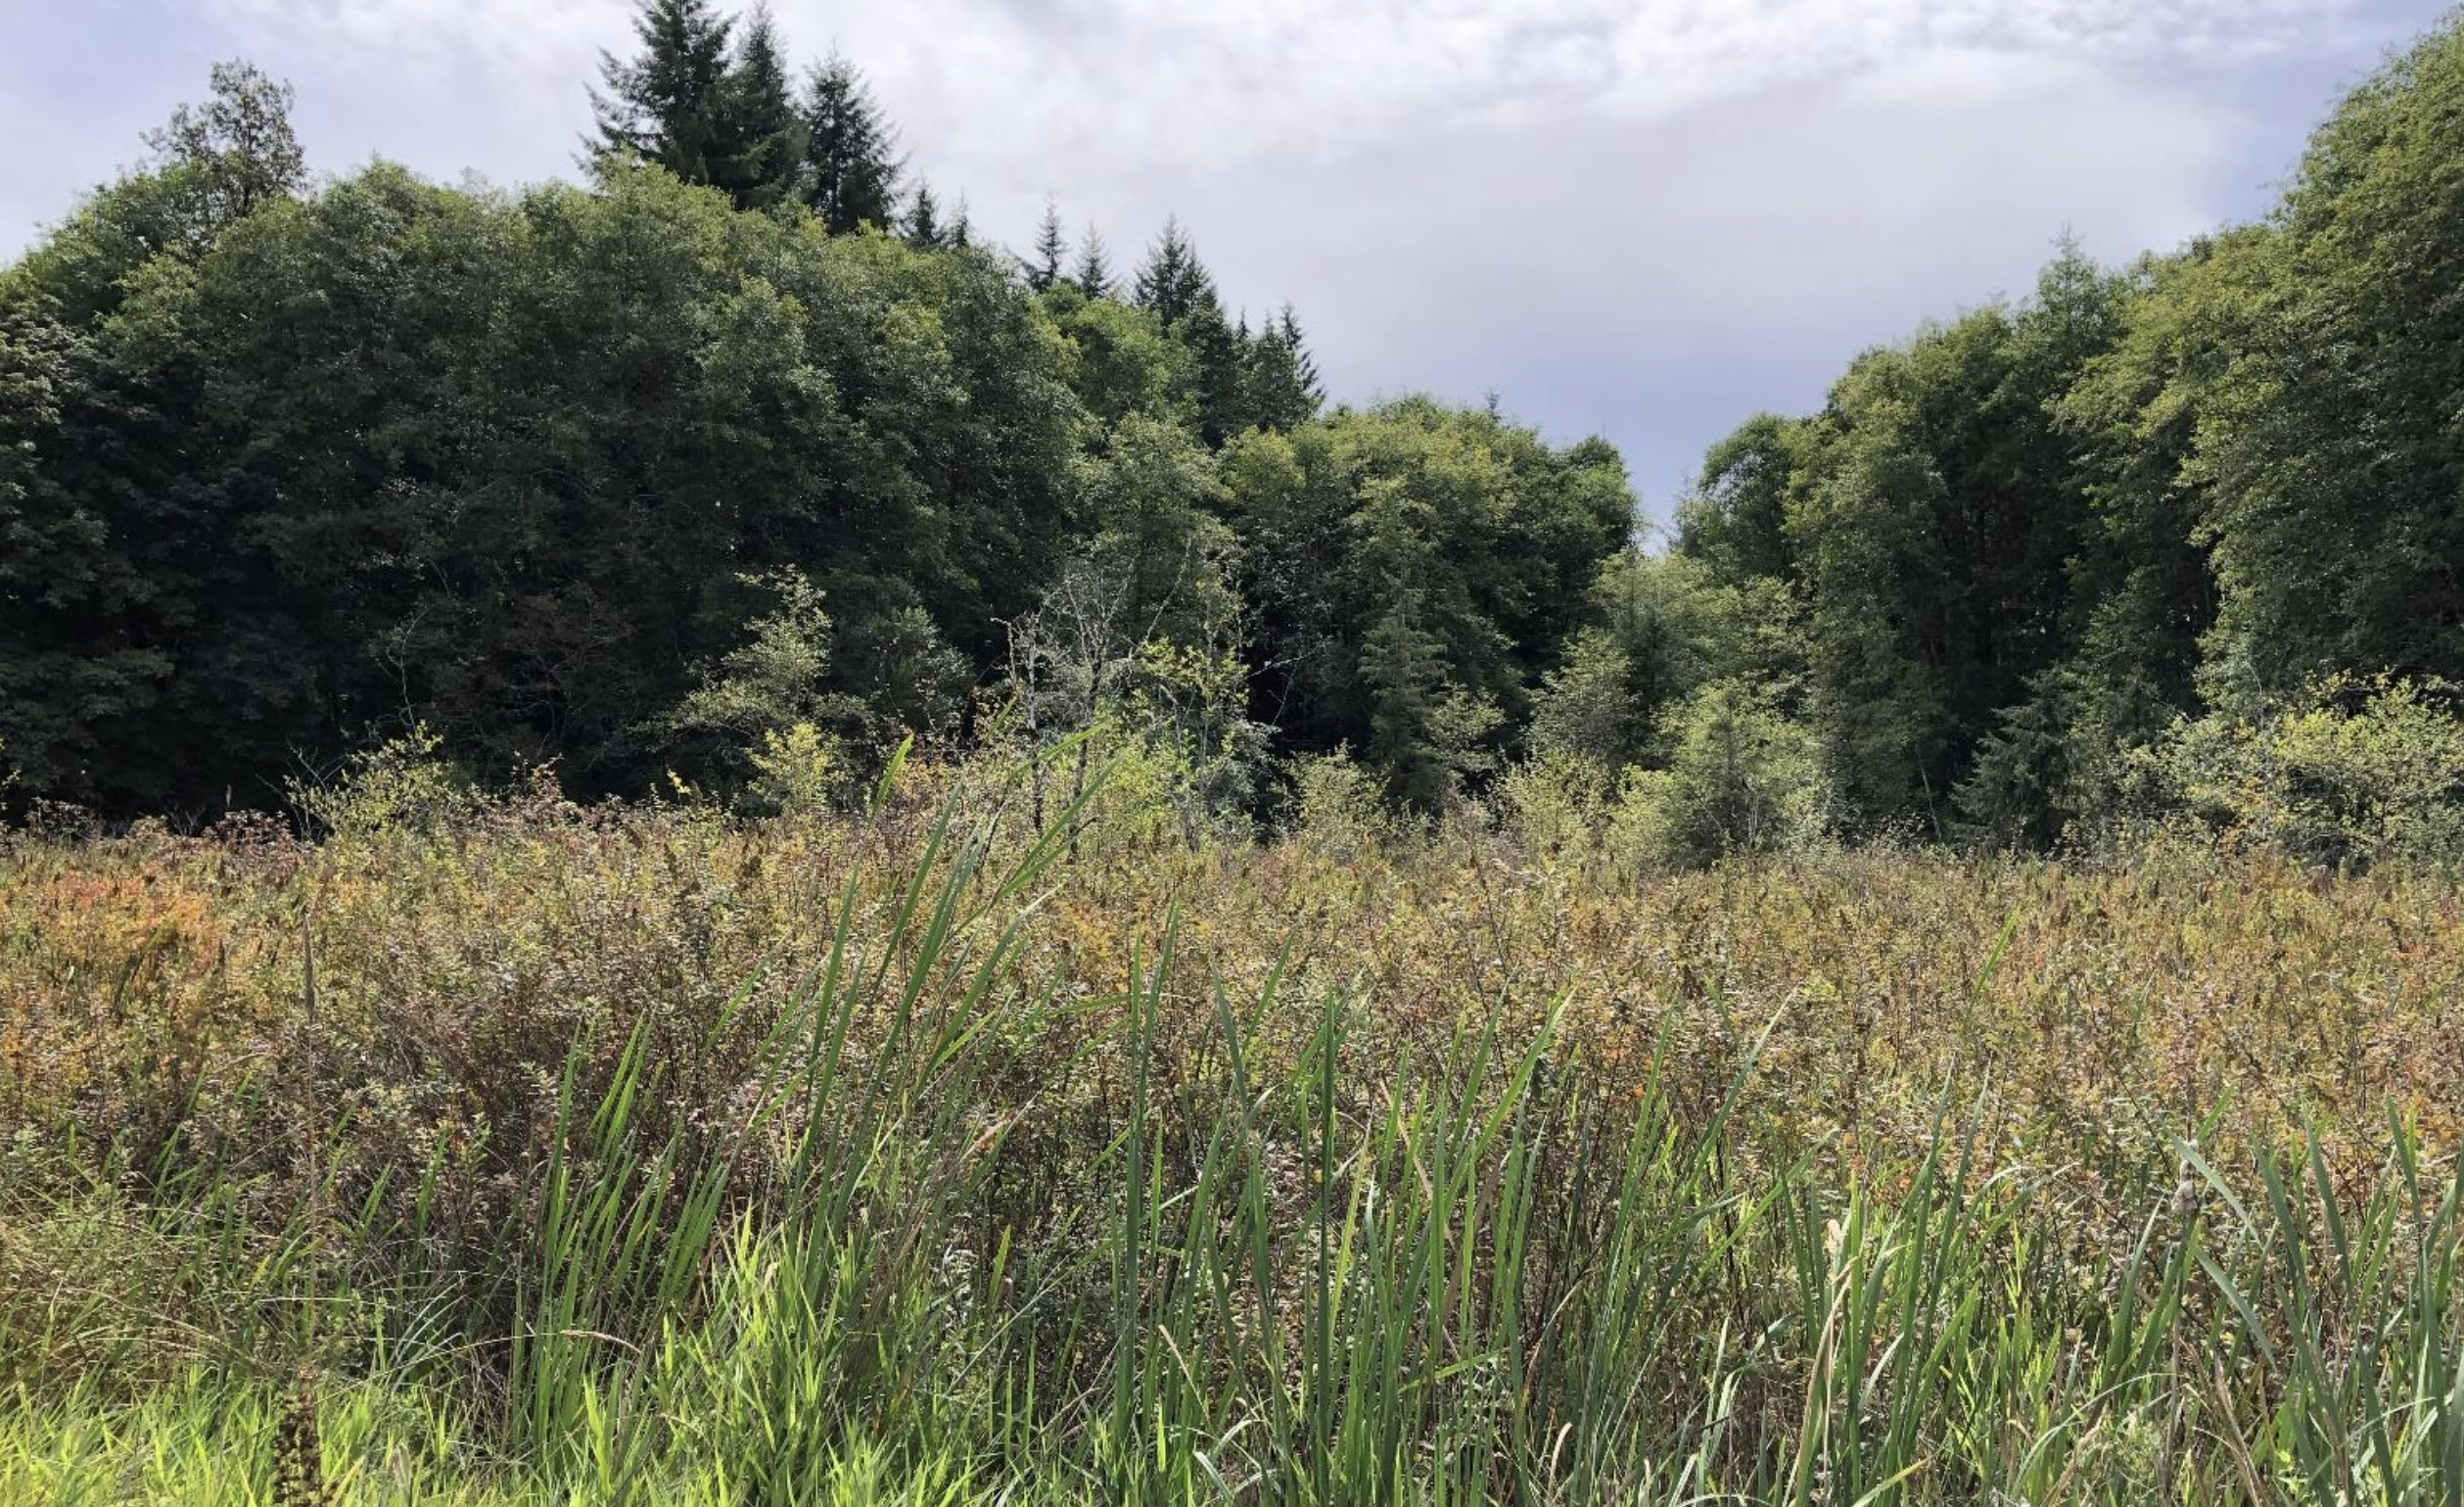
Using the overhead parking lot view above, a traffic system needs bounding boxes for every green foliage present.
[1070,226,1114,299]
[591,0,737,183]
[1674,411,1798,587]
[1784,248,2127,835]
[10,771,2464,1500]
[25,9,2464,866]
[1222,400,1633,800]
[289,723,476,837]
[799,51,902,233]
[708,4,802,211]
[1361,596,1504,810]
[2183,23,2464,696]
[902,179,944,249]
[660,569,862,809]
[1531,549,1804,772]
[1039,281,1191,427]
[136,59,305,243]
[1026,198,1066,293]
[2152,674,2464,869]
[1611,678,1832,867]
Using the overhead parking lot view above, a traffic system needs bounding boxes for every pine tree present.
[800,51,902,233]
[1243,304,1323,431]
[589,0,735,183]
[1073,227,1114,299]
[709,5,802,211]
[904,181,943,249]
[948,194,974,251]
[1028,198,1067,293]
[1361,597,1497,811]
[1185,295,1249,446]
[1280,306,1322,405]
[1134,215,1214,329]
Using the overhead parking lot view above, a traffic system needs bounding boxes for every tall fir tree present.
[1278,306,1322,403]
[1243,304,1323,431]
[1134,215,1214,328]
[948,194,973,251]
[904,181,944,249]
[1185,296,1250,446]
[799,51,901,233]
[1028,198,1067,293]
[589,0,735,183]
[709,5,802,211]
[1073,227,1114,299]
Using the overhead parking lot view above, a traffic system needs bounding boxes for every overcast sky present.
[3,0,2448,521]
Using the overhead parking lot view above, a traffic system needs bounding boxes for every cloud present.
[18,0,2430,512]
[207,0,2357,155]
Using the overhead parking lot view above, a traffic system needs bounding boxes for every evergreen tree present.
[589,0,735,183]
[1028,198,1067,293]
[1072,227,1114,299]
[1134,215,1214,328]
[1242,304,1323,431]
[140,59,305,232]
[1279,306,1323,402]
[709,5,802,211]
[799,52,901,233]
[1361,596,1500,812]
[1185,295,1249,446]
[903,181,944,249]
[948,194,974,251]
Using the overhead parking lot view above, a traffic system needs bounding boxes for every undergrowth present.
[2,749,2459,1502]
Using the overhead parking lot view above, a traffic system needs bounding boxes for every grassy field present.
[3,755,2460,1503]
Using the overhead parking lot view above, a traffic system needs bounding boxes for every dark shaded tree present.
[708,5,803,210]
[799,51,901,233]
[903,181,944,249]
[589,0,735,183]
[1134,216,1212,329]
[1027,198,1066,293]
[1072,226,1113,300]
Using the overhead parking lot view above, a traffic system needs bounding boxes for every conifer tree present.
[710,5,802,210]
[1243,304,1323,431]
[141,59,304,229]
[1185,295,1249,446]
[1028,199,1067,293]
[589,0,735,182]
[1073,227,1114,299]
[948,194,974,251]
[1134,215,1214,328]
[904,182,944,249]
[800,51,901,233]
[1279,306,1322,403]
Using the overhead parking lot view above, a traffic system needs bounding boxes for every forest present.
[5,3,2464,1503]
[7,2,2456,865]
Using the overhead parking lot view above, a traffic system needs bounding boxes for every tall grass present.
[2,754,2459,1502]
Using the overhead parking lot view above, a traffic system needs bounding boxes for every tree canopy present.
[11,1,2464,862]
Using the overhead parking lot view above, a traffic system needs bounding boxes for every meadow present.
[2,752,2460,1504]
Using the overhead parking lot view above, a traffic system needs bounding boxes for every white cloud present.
[23,0,2425,509]
[209,0,2359,169]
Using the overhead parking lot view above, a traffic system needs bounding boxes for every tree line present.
[6,1,2464,861]
[1632,19,2464,860]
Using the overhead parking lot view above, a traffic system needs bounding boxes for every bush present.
[2152,673,2464,869]
[1610,679,1832,867]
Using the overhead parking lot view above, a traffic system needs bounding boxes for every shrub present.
[1610,679,1832,867]
[2152,672,2464,869]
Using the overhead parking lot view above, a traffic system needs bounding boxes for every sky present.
[2,0,2451,523]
